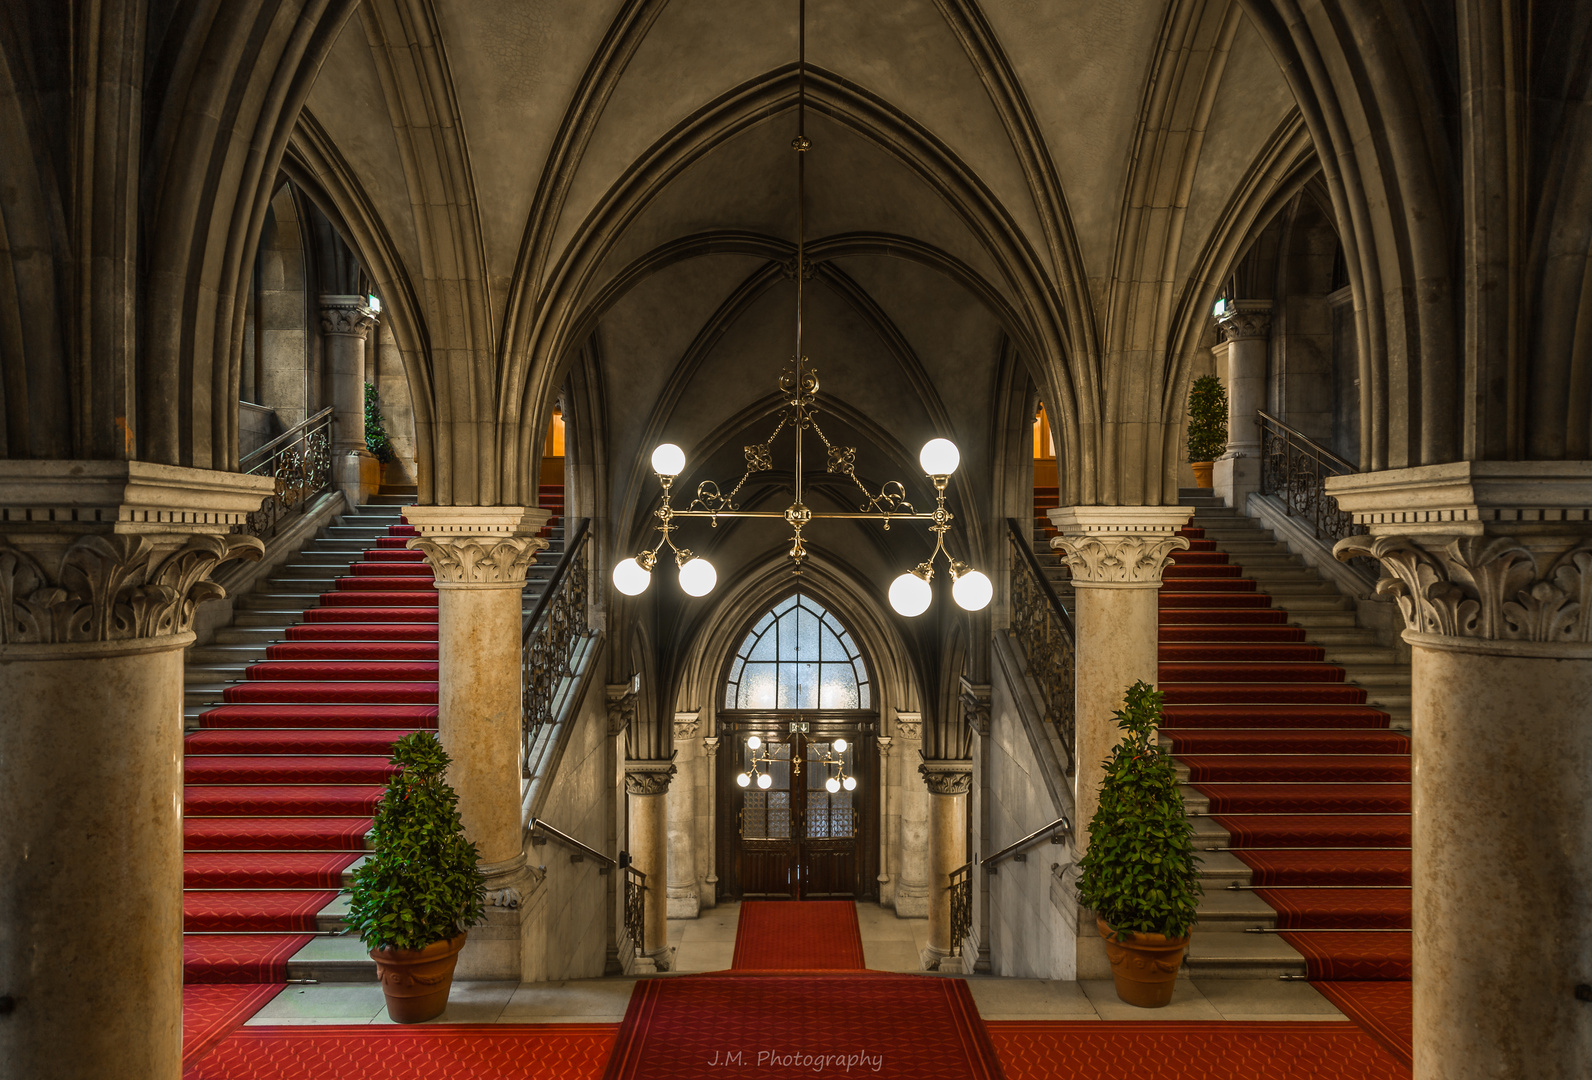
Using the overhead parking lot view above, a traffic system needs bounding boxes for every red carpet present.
[183,984,286,1067]
[1311,983,1414,1067]
[183,934,314,983]
[988,1021,1408,1079]
[602,974,1003,1080]
[183,1024,618,1080]
[731,901,866,970]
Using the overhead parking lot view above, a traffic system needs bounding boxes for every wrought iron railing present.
[948,862,971,957]
[522,518,592,770]
[234,406,334,539]
[1257,411,1365,547]
[1006,518,1077,774]
[623,864,647,958]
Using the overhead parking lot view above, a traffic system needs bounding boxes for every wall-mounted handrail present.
[964,815,1072,876]
[527,816,615,870]
[1006,518,1077,773]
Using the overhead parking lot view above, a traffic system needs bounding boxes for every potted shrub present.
[1186,374,1228,489]
[1075,681,1203,1008]
[346,732,485,1023]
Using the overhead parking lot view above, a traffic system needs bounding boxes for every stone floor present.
[248,900,1346,1025]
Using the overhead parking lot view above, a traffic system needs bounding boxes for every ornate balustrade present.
[234,407,334,540]
[1257,411,1366,545]
[948,862,971,958]
[1006,518,1077,774]
[521,518,592,771]
[623,864,647,958]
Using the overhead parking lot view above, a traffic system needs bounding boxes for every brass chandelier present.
[611,0,991,618]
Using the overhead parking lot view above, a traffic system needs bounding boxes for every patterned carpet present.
[730,900,866,971]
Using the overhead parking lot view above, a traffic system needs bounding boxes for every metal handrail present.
[239,405,334,471]
[1005,518,1077,772]
[1006,518,1075,639]
[522,517,593,768]
[623,864,647,958]
[527,817,615,870]
[948,863,972,958]
[964,815,1072,876]
[523,517,591,642]
[1255,411,1368,553]
[1255,410,1356,473]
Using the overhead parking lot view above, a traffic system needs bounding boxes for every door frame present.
[715,712,879,901]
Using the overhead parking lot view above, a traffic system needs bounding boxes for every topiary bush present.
[364,382,397,465]
[1074,681,1203,939]
[1186,374,1229,463]
[346,732,485,953]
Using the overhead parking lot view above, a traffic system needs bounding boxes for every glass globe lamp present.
[677,557,717,597]
[889,571,932,617]
[650,443,686,477]
[757,772,773,790]
[736,772,751,788]
[918,438,960,477]
[842,776,857,792]
[952,568,993,611]
[612,557,651,596]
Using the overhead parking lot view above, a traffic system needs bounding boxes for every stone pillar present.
[892,713,929,917]
[1328,462,1592,1080]
[1212,300,1271,510]
[701,735,721,907]
[962,679,994,973]
[626,760,676,971]
[319,294,379,506]
[919,761,972,971]
[666,713,701,919]
[403,505,550,980]
[603,684,636,975]
[0,462,272,1080]
[875,736,893,901]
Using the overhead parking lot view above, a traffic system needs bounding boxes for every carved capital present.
[606,683,638,736]
[625,761,677,796]
[876,736,893,759]
[406,534,548,586]
[318,294,376,339]
[894,712,923,742]
[960,678,991,736]
[0,532,263,645]
[1214,299,1272,341]
[919,760,973,796]
[673,712,700,741]
[701,736,720,759]
[1336,533,1592,646]
[1050,533,1190,587]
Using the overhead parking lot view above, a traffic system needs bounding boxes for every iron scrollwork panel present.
[234,409,334,541]
[1257,415,1373,574]
[1008,532,1077,774]
[522,528,591,769]
[948,864,971,957]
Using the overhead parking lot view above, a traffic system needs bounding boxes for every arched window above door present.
[724,594,871,710]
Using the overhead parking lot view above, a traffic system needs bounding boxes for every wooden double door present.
[718,720,877,900]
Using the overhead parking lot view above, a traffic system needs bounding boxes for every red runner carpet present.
[1311,982,1414,1067]
[182,1024,619,1080]
[183,984,286,1067]
[602,974,1003,1080]
[731,901,866,970]
[988,1021,1408,1079]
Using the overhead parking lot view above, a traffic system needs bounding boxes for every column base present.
[894,880,928,918]
[666,884,700,919]
[456,860,542,982]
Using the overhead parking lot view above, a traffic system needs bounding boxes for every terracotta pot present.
[1190,460,1214,489]
[370,931,468,1023]
[1096,917,1189,1008]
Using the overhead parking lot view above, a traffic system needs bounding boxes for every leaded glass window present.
[724,594,871,710]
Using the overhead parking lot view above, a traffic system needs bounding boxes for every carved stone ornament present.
[0,532,263,645]
[960,679,992,737]
[894,715,923,741]
[876,735,893,758]
[1335,534,1592,644]
[606,684,638,736]
[625,762,677,796]
[701,736,720,758]
[1215,307,1273,342]
[484,887,521,910]
[318,295,376,339]
[406,535,548,585]
[1050,533,1190,586]
[673,713,700,741]
[919,761,973,796]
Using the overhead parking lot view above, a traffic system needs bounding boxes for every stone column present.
[1328,462,1592,1080]
[626,760,677,972]
[0,462,273,1080]
[892,713,929,917]
[701,735,721,907]
[666,713,701,919]
[875,736,893,901]
[319,294,379,506]
[603,684,636,975]
[1212,300,1271,510]
[962,679,994,973]
[403,505,550,980]
[919,761,972,972]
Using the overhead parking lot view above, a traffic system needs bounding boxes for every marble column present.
[920,761,972,972]
[319,294,379,506]
[701,735,720,908]
[0,462,272,1080]
[891,713,929,917]
[603,684,637,975]
[1212,300,1271,510]
[666,713,701,918]
[626,761,676,971]
[875,736,893,901]
[1328,462,1592,1080]
[403,505,550,980]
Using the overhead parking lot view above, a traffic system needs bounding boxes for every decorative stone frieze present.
[1047,506,1192,588]
[1214,299,1273,341]
[894,712,922,741]
[919,760,973,796]
[625,761,677,796]
[606,683,638,736]
[318,294,376,339]
[960,678,992,737]
[1335,534,1592,645]
[673,712,700,741]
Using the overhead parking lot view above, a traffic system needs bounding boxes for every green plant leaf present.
[1186,375,1229,463]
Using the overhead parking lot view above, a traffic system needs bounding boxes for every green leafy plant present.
[346,732,485,952]
[1075,681,1203,939]
[1186,374,1229,463]
[364,382,396,464]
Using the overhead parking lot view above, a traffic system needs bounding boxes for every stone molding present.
[1049,533,1190,587]
[1214,298,1273,341]
[318,294,376,338]
[405,534,548,586]
[701,735,720,758]
[606,683,637,736]
[876,735,893,759]
[625,760,677,796]
[960,678,991,737]
[0,460,277,536]
[919,759,973,796]
[1,532,263,646]
[673,712,700,741]
[1335,533,1592,647]
[893,712,923,741]
[1325,461,1592,538]
[402,504,553,538]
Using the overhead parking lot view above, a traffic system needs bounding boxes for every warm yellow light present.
[651,443,686,476]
